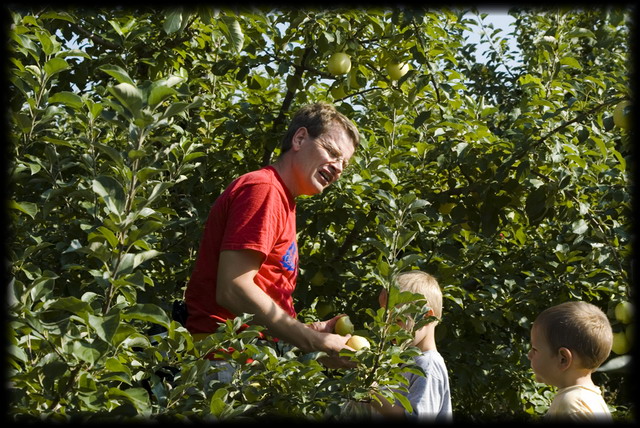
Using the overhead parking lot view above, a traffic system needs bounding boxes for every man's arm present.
[216,249,351,356]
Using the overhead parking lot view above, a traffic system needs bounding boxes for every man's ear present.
[557,347,573,371]
[291,127,308,150]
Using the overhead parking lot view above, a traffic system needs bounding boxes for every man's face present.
[292,124,355,196]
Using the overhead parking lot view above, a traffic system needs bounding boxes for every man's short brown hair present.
[281,102,360,153]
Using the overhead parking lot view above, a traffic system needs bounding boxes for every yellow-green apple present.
[386,62,409,80]
[346,335,370,350]
[328,52,351,75]
[335,315,354,336]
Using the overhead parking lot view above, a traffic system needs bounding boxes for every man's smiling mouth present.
[318,169,333,184]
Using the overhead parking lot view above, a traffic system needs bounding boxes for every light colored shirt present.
[403,350,453,422]
[546,384,612,422]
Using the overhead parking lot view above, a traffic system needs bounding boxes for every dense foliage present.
[6,6,634,422]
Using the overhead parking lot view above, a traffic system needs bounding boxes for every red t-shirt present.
[185,166,298,335]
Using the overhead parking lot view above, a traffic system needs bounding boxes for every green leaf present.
[36,31,55,56]
[161,101,189,120]
[49,91,83,110]
[566,28,595,39]
[560,57,582,70]
[30,271,58,303]
[393,390,413,413]
[47,296,92,317]
[98,64,136,85]
[8,344,28,367]
[92,176,126,216]
[220,16,244,53]
[144,182,172,207]
[571,219,588,235]
[88,313,121,343]
[108,82,143,116]
[92,226,119,248]
[86,99,104,120]
[43,57,69,76]
[163,8,184,34]
[9,200,38,219]
[413,110,431,128]
[525,186,549,225]
[108,387,151,413]
[211,59,237,76]
[122,303,171,329]
[93,142,124,167]
[73,340,102,365]
[148,85,177,108]
[133,250,162,269]
[210,388,228,417]
[104,357,132,384]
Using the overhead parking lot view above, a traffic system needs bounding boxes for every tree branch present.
[69,21,120,50]
[262,46,313,166]
[494,97,625,183]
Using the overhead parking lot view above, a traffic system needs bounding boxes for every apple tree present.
[6,5,633,422]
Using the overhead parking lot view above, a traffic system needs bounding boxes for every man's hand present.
[307,314,348,334]
[217,250,356,366]
[306,317,357,368]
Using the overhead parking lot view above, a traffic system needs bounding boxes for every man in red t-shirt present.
[185,103,360,368]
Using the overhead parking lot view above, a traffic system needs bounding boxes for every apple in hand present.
[346,335,370,350]
[335,315,354,336]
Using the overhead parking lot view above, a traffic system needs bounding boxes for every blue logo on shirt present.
[281,241,297,272]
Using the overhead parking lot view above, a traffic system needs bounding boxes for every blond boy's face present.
[527,324,563,387]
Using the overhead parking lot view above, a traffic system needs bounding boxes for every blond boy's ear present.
[423,308,438,324]
[558,347,573,371]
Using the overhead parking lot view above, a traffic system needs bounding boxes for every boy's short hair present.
[280,102,360,153]
[394,270,443,319]
[534,301,613,370]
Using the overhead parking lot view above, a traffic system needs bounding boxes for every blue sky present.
[463,11,520,66]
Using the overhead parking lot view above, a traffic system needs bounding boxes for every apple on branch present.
[328,52,351,75]
[386,62,409,81]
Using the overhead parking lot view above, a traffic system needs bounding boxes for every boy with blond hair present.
[373,270,453,422]
[528,301,613,421]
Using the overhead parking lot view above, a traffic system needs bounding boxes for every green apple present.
[243,382,264,403]
[615,301,633,324]
[346,335,370,350]
[330,84,347,99]
[613,100,631,130]
[611,331,630,355]
[386,62,409,81]
[316,301,335,318]
[327,52,351,75]
[349,71,363,89]
[310,271,326,287]
[335,315,354,336]
[439,202,455,215]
